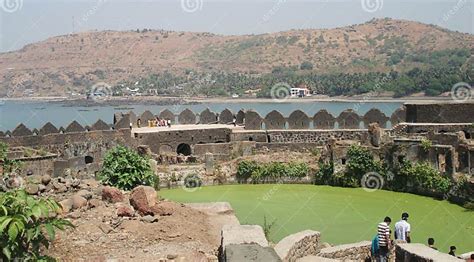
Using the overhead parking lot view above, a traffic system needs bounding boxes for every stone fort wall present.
[0,119,134,177]
[113,107,407,130]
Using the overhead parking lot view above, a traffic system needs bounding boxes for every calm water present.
[0,100,402,131]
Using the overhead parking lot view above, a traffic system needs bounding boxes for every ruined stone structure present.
[2,102,473,183]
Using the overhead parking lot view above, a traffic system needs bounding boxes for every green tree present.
[98,145,155,190]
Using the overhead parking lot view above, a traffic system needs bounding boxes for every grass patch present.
[161,184,474,253]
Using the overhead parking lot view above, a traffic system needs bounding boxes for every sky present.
[0,0,472,52]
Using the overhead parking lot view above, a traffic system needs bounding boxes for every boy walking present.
[377,217,392,262]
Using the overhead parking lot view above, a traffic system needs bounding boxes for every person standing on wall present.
[394,212,411,243]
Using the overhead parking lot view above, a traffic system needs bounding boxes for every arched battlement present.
[288,110,310,129]
[12,123,33,137]
[65,121,86,133]
[199,108,218,124]
[313,110,335,129]
[363,108,389,128]
[337,110,361,129]
[178,109,197,124]
[91,119,110,131]
[159,109,175,123]
[39,122,59,135]
[236,110,245,125]
[244,110,263,130]
[140,110,156,123]
[219,109,234,124]
[264,110,286,130]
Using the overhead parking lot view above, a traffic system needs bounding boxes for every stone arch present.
[65,121,85,133]
[12,123,33,137]
[32,128,39,136]
[236,110,245,125]
[177,143,192,156]
[244,110,262,130]
[363,108,389,128]
[159,109,175,124]
[337,110,361,129]
[264,110,286,130]
[159,144,174,154]
[91,119,110,131]
[288,110,310,129]
[199,108,217,124]
[219,109,234,124]
[39,122,59,136]
[313,110,335,129]
[140,110,155,124]
[390,107,406,126]
[178,109,196,125]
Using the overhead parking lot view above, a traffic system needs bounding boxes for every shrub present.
[314,161,334,185]
[0,190,73,260]
[236,160,310,183]
[345,145,384,182]
[236,160,259,183]
[397,161,452,195]
[98,145,155,190]
[420,139,432,152]
[1,142,21,176]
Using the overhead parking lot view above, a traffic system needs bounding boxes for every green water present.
[161,184,474,254]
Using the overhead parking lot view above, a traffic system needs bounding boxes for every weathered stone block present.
[274,230,321,262]
[318,241,371,261]
[395,243,463,262]
[225,244,281,262]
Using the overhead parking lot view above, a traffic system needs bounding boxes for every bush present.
[236,160,310,183]
[0,190,73,260]
[420,139,432,152]
[98,145,155,190]
[345,145,384,182]
[1,142,21,176]
[314,161,334,185]
[236,160,259,183]
[396,161,452,195]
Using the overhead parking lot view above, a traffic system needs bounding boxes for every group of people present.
[134,118,172,128]
[374,212,469,261]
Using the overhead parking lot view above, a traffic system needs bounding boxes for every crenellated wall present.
[0,119,134,177]
[244,107,405,130]
[106,107,406,130]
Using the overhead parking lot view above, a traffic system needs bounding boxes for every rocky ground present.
[2,173,232,261]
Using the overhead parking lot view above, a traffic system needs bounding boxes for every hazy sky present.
[0,0,472,52]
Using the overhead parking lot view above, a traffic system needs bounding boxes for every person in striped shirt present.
[377,216,392,262]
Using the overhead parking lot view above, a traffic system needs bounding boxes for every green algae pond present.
[161,184,474,254]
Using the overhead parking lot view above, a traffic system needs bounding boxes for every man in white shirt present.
[394,212,411,243]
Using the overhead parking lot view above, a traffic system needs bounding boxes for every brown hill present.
[0,18,472,97]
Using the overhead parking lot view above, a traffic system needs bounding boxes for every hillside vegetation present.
[0,18,472,98]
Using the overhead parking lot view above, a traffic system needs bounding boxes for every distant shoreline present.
[0,95,460,105]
